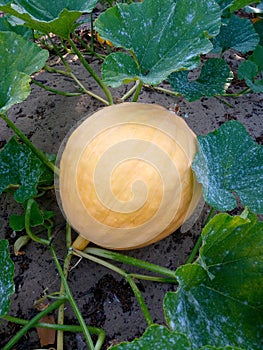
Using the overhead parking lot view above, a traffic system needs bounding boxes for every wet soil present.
[0,50,263,349]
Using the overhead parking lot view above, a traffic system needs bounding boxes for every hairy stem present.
[25,199,51,245]
[32,79,83,96]
[50,244,95,350]
[85,247,177,279]
[74,249,153,326]
[0,113,60,176]
[67,36,113,105]
[2,314,105,341]
[2,298,67,350]
[44,64,109,105]
[186,207,217,264]
[57,223,73,350]
[121,80,141,101]
[132,80,144,102]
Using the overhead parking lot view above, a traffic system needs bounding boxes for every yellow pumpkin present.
[57,102,202,250]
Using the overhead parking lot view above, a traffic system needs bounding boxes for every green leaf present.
[212,15,259,53]
[0,240,15,316]
[249,45,263,71]
[254,19,263,46]
[238,45,263,93]
[238,60,263,92]
[164,213,263,350]
[110,325,191,350]
[192,120,263,213]
[168,58,233,101]
[0,15,32,38]
[200,346,245,350]
[10,199,54,231]
[96,0,221,87]
[229,0,259,12]
[0,0,98,38]
[215,1,259,14]
[0,137,43,202]
[0,31,48,113]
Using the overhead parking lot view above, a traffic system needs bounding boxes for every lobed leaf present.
[0,137,51,203]
[0,15,32,38]
[96,0,221,87]
[215,0,258,13]
[164,213,263,349]
[110,325,191,350]
[0,0,98,38]
[212,14,259,53]
[168,58,233,101]
[192,120,263,213]
[0,240,15,316]
[10,199,54,232]
[238,45,263,93]
[0,31,48,113]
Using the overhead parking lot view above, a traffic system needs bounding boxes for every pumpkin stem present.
[72,236,90,251]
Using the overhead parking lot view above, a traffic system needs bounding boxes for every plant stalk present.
[186,207,216,264]
[57,222,73,350]
[49,244,95,350]
[32,79,83,97]
[2,298,67,350]
[85,247,177,279]
[74,249,153,326]
[132,79,144,102]
[121,80,141,101]
[1,314,101,334]
[25,199,51,245]
[67,36,113,105]
[0,113,60,176]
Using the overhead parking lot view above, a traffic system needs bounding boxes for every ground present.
[0,51,263,349]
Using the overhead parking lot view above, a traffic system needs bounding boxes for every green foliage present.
[192,120,263,213]
[238,45,263,92]
[95,0,221,87]
[0,137,53,203]
[0,240,15,317]
[168,58,233,101]
[212,14,259,53]
[0,31,48,113]
[0,0,98,38]
[9,199,54,232]
[0,15,32,38]
[110,325,192,350]
[216,0,259,14]
[164,213,263,349]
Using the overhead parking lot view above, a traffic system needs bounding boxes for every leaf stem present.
[132,80,144,102]
[85,247,177,279]
[32,79,83,96]
[2,298,67,350]
[73,32,106,60]
[67,36,113,105]
[73,249,153,326]
[145,84,182,97]
[121,80,141,101]
[49,244,95,350]
[44,64,109,105]
[2,314,105,338]
[57,223,73,350]
[0,113,60,176]
[186,207,216,264]
[25,199,51,245]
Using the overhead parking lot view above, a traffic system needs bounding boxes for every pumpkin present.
[57,102,202,250]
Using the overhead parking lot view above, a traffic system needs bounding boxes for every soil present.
[0,46,263,350]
